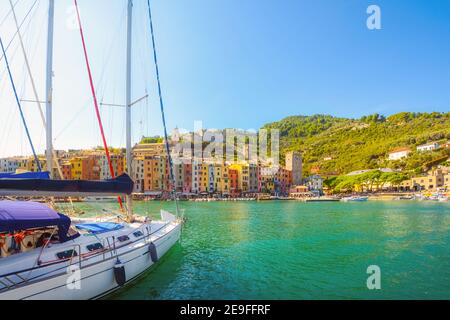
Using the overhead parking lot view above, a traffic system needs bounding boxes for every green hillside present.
[263,112,450,176]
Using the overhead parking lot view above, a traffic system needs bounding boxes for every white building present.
[305,175,324,196]
[388,148,411,160]
[417,142,440,152]
[0,158,20,173]
[260,165,278,177]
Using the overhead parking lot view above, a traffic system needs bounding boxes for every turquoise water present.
[76,200,450,299]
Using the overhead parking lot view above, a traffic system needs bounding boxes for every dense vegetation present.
[140,136,164,144]
[323,171,409,193]
[263,112,450,176]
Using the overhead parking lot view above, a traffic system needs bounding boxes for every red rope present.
[73,0,124,210]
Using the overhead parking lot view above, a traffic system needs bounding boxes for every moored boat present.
[0,201,181,300]
[83,196,119,203]
[340,196,369,202]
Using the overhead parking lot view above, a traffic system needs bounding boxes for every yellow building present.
[400,169,450,191]
[412,169,445,191]
[211,163,230,194]
[200,163,209,193]
[132,143,165,158]
[143,156,168,192]
[220,164,230,194]
[70,158,83,180]
[18,157,47,172]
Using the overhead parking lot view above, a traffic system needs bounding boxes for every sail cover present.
[0,201,78,242]
[0,172,50,180]
[0,173,134,196]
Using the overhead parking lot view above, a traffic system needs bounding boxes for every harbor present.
[0,0,449,304]
[70,200,449,300]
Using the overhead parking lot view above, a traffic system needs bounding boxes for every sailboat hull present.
[0,222,181,300]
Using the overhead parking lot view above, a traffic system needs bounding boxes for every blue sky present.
[0,0,450,157]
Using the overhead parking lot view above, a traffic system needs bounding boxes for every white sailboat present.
[0,201,181,300]
[0,0,183,300]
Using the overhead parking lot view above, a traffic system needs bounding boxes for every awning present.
[0,201,78,243]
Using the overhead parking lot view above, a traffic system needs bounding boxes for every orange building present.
[61,162,72,180]
[81,156,101,180]
[143,156,170,192]
[229,169,239,196]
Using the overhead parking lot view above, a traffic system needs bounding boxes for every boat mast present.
[46,0,55,178]
[126,0,133,221]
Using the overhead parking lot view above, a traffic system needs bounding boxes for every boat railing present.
[0,219,180,292]
[0,243,82,291]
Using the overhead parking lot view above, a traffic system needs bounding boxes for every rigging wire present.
[0,0,39,85]
[0,0,38,64]
[9,0,78,214]
[0,0,19,27]
[147,0,179,215]
[8,0,65,178]
[73,0,124,211]
[0,36,41,171]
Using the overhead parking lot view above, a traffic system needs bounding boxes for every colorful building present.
[229,169,239,196]
[275,167,292,195]
[100,154,124,180]
[229,164,249,193]
[259,165,277,194]
[183,163,192,193]
[143,156,165,192]
[132,143,166,158]
[191,161,202,194]
[70,157,83,180]
[60,161,72,180]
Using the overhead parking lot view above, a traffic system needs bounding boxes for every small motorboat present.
[341,196,369,202]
